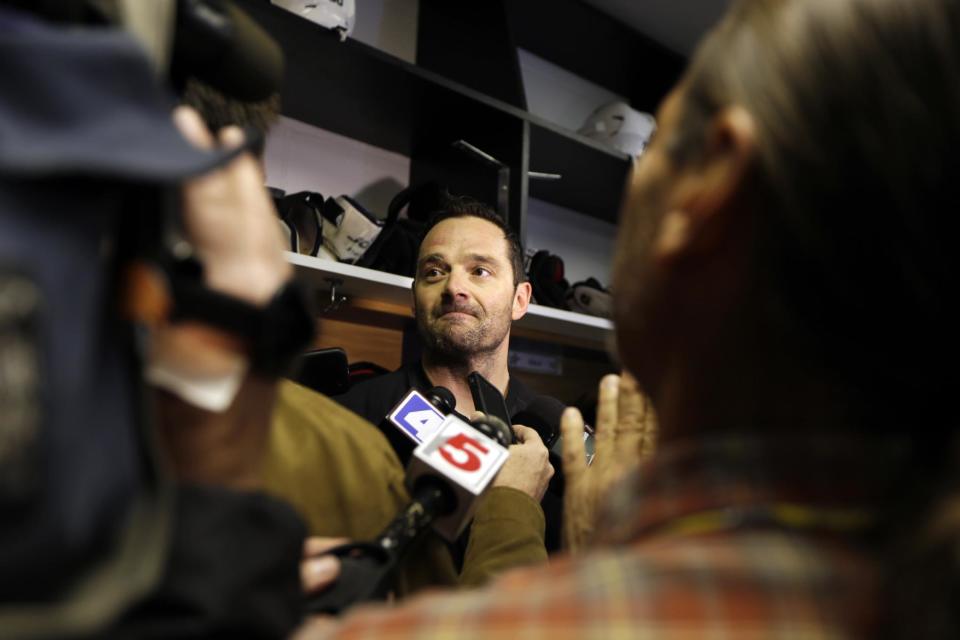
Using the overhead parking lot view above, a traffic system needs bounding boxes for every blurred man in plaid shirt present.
[298,0,960,637]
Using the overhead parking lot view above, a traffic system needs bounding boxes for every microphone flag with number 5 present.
[406,414,510,540]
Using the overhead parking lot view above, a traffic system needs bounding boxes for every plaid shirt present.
[315,435,903,639]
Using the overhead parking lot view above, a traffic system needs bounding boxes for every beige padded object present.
[116,0,176,73]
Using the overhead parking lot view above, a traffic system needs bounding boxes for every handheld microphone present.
[171,0,284,102]
[305,408,510,614]
[424,386,456,415]
[514,395,594,464]
[512,395,563,449]
[511,395,580,553]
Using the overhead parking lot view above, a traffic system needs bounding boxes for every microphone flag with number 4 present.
[387,389,446,444]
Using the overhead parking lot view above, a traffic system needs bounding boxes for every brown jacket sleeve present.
[262,381,546,597]
[459,487,547,588]
[262,381,409,540]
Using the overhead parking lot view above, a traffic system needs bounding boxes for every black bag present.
[528,250,571,309]
[355,182,444,277]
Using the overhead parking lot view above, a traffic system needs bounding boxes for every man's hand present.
[174,105,290,307]
[561,373,657,552]
[149,106,293,488]
[292,538,345,639]
[489,421,554,502]
[149,106,291,383]
[301,537,346,595]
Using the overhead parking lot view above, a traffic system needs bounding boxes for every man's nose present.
[442,268,470,300]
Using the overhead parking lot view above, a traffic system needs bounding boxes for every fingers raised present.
[218,124,246,149]
[173,105,215,150]
[561,407,587,488]
[614,373,646,458]
[593,374,620,464]
[301,555,341,595]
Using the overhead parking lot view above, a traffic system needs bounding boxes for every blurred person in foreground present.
[294,0,960,637]
[0,2,313,637]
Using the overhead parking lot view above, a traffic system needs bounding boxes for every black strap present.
[168,275,265,341]
[163,255,316,375]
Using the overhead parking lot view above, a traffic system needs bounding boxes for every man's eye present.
[473,267,492,277]
[423,268,444,279]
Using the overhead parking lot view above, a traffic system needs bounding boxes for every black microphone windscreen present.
[172,0,284,102]
[512,395,565,448]
[469,415,513,448]
[425,386,456,414]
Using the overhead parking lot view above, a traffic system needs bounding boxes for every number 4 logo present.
[389,391,446,443]
[404,410,443,437]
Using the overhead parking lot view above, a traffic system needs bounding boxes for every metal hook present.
[322,278,347,314]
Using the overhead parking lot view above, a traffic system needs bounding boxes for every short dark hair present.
[180,77,280,159]
[419,196,526,286]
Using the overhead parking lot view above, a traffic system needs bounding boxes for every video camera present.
[0,1,293,635]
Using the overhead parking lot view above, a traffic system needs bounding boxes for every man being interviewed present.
[334,198,567,551]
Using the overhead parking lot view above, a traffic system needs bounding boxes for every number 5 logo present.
[439,433,489,472]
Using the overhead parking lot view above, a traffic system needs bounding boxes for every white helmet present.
[271,0,355,40]
[578,101,656,158]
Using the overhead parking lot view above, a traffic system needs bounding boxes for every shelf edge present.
[288,253,613,345]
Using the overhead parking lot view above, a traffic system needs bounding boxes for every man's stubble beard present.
[416,299,513,365]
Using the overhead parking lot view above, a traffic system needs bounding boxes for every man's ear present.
[654,106,757,264]
[410,278,417,316]
[512,281,532,320]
